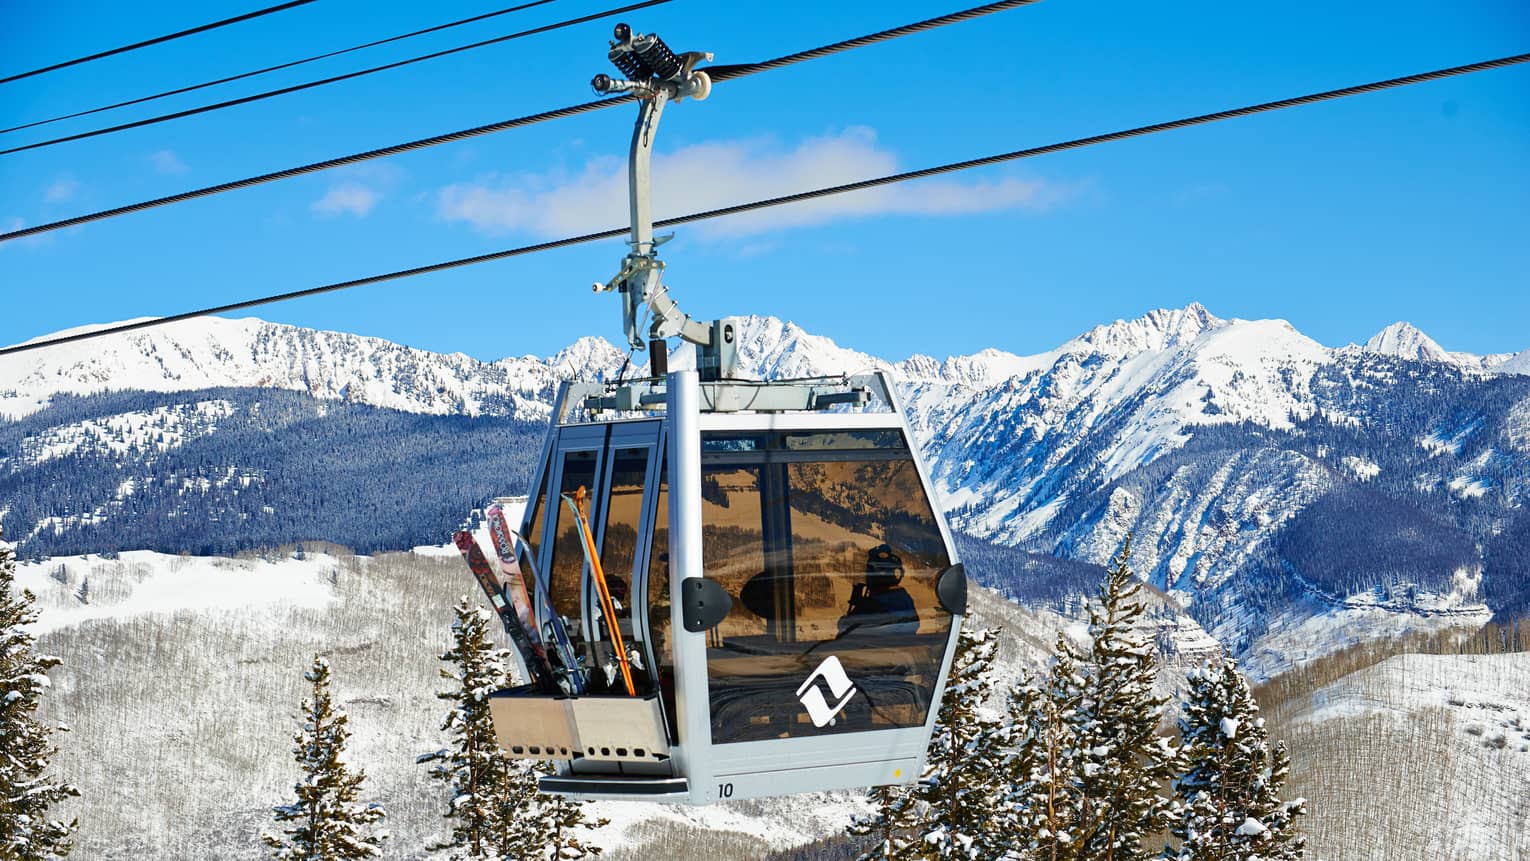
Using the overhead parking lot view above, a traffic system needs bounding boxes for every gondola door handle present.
[681,577,732,632]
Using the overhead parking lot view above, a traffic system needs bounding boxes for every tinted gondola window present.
[700,430,953,743]
[646,456,678,739]
[546,449,600,681]
[598,447,650,689]
[520,461,551,608]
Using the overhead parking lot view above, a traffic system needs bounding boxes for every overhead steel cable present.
[1,0,562,137]
[0,98,632,245]
[0,0,675,157]
[0,0,1044,244]
[5,51,1525,358]
[0,0,320,86]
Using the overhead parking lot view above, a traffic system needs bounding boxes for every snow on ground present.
[3,399,234,467]
[1447,475,1491,500]
[1419,415,1483,457]
[15,550,339,633]
[1275,653,1530,860]
[591,791,868,858]
[407,543,461,559]
[1242,592,1492,681]
[1341,455,1379,480]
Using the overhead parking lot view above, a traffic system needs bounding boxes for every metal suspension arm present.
[591,26,713,352]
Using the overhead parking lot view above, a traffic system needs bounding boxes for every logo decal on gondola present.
[796,655,857,728]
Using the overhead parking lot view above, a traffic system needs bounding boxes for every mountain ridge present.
[5,305,1528,676]
[7,305,1526,422]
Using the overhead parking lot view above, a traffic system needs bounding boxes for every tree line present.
[19,524,1513,860]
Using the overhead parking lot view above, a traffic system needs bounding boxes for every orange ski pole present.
[563,486,636,696]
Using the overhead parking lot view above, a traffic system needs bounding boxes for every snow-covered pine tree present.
[987,670,1047,860]
[1166,658,1306,861]
[846,781,921,860]
[487,760,548,861]
[1004,639,1085,861]
[1067,537,1175,861]
[532,766,609,860]
[262,655,388,860]
[421,598,519,858]
[0,525,79,860]
[914,624,1003,859]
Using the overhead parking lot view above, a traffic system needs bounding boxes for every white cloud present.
[151,150,188,175]
[436,127,1071,239]
[312,183,381,218]
[44,176,79,203]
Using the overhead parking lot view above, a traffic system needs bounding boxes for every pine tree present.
[1004,641,1085,861]
[1066,537,1175,861]
[486,760,548,861]
[914,625,1003,859]
[847,782,921,860]
[532,769,609,861]
[0,526,79,860]
[421,599,518,858]
[1166,658,1306,861]
[262,656,388,860]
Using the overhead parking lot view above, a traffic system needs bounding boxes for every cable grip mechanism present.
[588,23,730,379]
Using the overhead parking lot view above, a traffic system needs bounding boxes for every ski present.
[452,529,558,693]
[484,504,546,651]
[561,486,637,696]
[484,505,587,694]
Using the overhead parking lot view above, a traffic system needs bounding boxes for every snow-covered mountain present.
[1360,320,1518,373]
[0,317,625,422]
[4,306,1528,674]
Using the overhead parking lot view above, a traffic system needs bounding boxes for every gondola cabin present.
[476,369,965,804]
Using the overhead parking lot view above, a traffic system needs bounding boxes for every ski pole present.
[562,486,637,696]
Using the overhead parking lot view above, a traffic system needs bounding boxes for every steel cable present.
[704,0,1041,83]
[0,0,320,85]
[1,0,561,136]
[0,0,674,157]
[5,51,1525,357]
[0,0,1044,243]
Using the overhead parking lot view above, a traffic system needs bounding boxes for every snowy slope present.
[1271,652,1530,859]
[18,547,1079,860]
[32,545,1508,861]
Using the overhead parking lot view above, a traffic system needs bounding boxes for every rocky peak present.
[1063,302,1226,358]
[1364,321,1450,363]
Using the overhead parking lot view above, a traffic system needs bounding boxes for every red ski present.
[452,529,557,692]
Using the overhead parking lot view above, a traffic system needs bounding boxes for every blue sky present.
[2,0,1527,362]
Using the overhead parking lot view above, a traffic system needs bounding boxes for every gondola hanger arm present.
[588,24,723,370]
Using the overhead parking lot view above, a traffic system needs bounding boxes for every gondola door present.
[587,421,664,702]
[535,425,608,689]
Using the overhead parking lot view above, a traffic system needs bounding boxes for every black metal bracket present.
[681,577,732,632]
[936,563,967,615]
